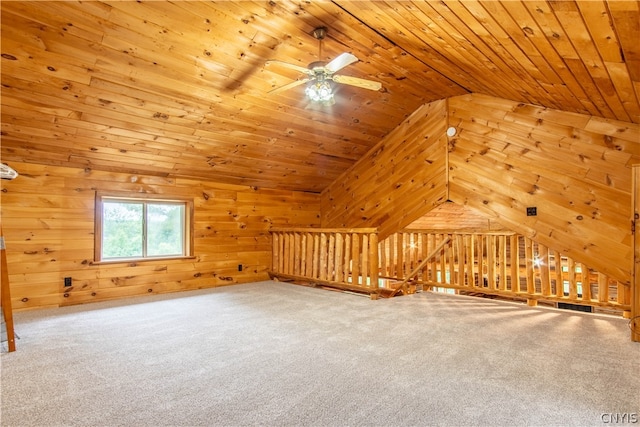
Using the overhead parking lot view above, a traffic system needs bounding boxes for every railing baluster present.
[498,235,507,291]
[335,233,344,283]
[468,234,476,288]
[369,232,379,290]
[598,272,609,304]
[327,233,335,282]
[397,232,404,279]
[352,233,360,285]
[361,234,369,285]
[525,237,535,294]
[554,250,564,298]
[272,232,280,275]
[487,235,496,290]
[539,244,551,297]
[293,232,301,277]
[567,258,577,301]
[344,233,351,282]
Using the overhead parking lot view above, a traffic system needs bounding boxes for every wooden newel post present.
[1,227,16,352]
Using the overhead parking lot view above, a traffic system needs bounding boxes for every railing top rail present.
[399,229,517,236]
[270,227,378,234]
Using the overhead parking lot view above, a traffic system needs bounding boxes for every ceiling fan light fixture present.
[305,80,333,102]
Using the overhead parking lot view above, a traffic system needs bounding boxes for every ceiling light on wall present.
[305,78,333,102]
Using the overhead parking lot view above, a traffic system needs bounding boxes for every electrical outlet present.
[64,277,72,287]
[238,264,243,272]
[526,207,537,216]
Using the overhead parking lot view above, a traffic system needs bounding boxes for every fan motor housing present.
[308,61,326,71]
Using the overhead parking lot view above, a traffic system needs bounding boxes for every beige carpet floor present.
[1,280,639,426]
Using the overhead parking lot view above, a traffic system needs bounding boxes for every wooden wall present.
[320,100,448,239]
[449,94,639,284]
[406,201,507,231]
[0,162,320,310]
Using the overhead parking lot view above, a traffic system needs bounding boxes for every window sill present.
[91,255,197,265]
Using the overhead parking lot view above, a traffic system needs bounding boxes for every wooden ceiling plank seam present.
[0,2,109,45]
[219,91,394,138]
[487,1,565,85]
[88,77,210,115]
[306,2,397,54]
[551,0,630,122]
[367,1,479,82]
[475,2,566,104]
[457,1,569,108]
[2,71,207,129]
[520,2,608,118]
[443,1,543,99]
[344,1,481,95]
[604,62,640,123]
[330,2,476,98]
[1,42,94,87]
[219,1,334,57]
[414,2,520,98]
[0,10,106,69]
[603,1,640,122]
[577,0,637,122]
[100,6,255,80]
[379,1,524,103]
[1,98,79,125]
[0,132,182,169]
[405,0,532,103]
[496,1,592,113]
[606,1,640,81]
[94,5,305,100]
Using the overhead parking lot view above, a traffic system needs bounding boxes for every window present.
[95,193,193,262]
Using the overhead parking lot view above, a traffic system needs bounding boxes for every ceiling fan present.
[265,27,382,103]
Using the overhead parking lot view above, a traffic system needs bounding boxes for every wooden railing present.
[380,230,631,312]
[270,228,380,297]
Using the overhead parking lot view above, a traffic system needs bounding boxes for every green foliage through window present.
[100,198,188,260]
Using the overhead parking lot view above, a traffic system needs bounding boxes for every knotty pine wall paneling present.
[0,163,320,310]
[448,93,640,284]
[321,100,449,240]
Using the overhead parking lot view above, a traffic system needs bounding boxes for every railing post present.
[631,165,640,341]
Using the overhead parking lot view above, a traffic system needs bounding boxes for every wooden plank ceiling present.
[1,1,638,193]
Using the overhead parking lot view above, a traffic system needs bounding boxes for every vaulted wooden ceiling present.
[2,1,638,193]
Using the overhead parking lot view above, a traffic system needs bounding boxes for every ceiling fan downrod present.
[312,27,327,63]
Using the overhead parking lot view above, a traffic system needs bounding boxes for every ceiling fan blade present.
[324,52,359,74]
[331,74,382,91]
[268,77,312,94]
[265,60,311,75]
